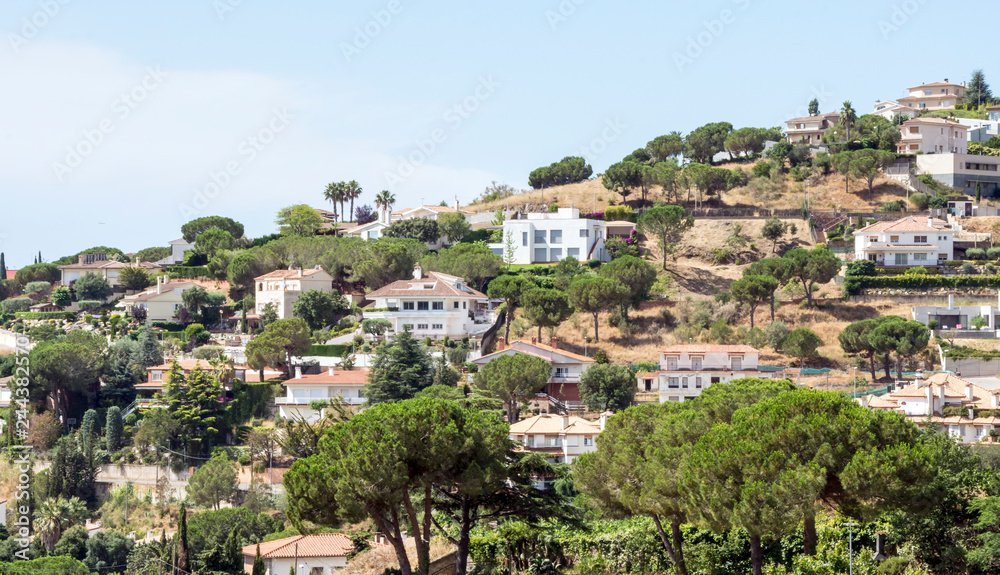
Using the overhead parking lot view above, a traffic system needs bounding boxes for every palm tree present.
[323,182,341,222]
[34,496,88,552]
[374,189,396,221]
[840,101,858,144]
[345,180,363,223]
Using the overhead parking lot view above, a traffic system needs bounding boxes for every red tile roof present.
[255,268,329,280]
[242,534,354,559]
[908,81,965,90]
[147,360,250,372]
[366,271,487,299]
[282,369,369,385]
[856,216,949,234]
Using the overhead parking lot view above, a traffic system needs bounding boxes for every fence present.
[685,207,803,219]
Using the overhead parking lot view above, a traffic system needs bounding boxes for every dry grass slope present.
[341,539,456,575]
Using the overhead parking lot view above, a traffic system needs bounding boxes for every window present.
[914,236,927,243]
[668,377,679,389]
[550,230,563,244]
[554,367,569,378]
[682,377,689,389]
[432,324,443,330]
[454,301,460,309]
[402,324,414,330]
[534,248,547,262]
[534,230,546,243]
[417,323,428,330]
[567,248,580,259]
[666,357,678,370]
[584,437,593,446]
[894,253,908,265]
[914,253,928,262]
[580,229,589,237]
[549,248,562,260]
[403,302,415,310]
[367,230,379,239]
[868,236,878,242]
[432,302,444,310]
[417,301,429,311]
[522,232,528,246]
[691,357,702,371]
[695,377,703,389]
[731,357,742,371]
[909,126,920,133]
[152,371,162,382]
[463,301,467,309]
[889,235,899,242]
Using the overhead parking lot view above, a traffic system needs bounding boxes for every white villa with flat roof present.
[488,208,609,264]
[276,367,368,422]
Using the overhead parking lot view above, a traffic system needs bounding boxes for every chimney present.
[969,406,976,419]
[938,384,946,402]
[294,365,302,379]
[78,254,86,265]
[992,391,999,409]
[915,369,924,388]
[599,411,609,431]
[413,264,422,279]
[967,382,975,401]
[872,533,887,563]
[531,337,538,346]
[455,198,460,212]
[328,365,335,376]
[156,275,164,295]
[561,414,569,429]
[550,336,558,350]
[926,385,933,416]
[497,336,505,351]
[135,257,140,264]
[297,268,303,278]
[928,216,933,228]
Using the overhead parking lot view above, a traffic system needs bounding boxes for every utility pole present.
[842,522,859,575]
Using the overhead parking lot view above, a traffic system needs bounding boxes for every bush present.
[764,321,789,350]
[988,247,1000,260]
[586,259,601,269]
[967,248,987,260]
[845,260,876,277]
[77,300,102,312]
[751,160,775,178]
[167,266,211,279]
[14,311,76,320]
[1,298,32,313]
[879,200,904,212]
[963,263,977,275]
[192,346,225,360]
[843,273,1000,294]
[307,344,348,357]
[151,321,186,332]
[603,206,635,222]
[910,192,930,210]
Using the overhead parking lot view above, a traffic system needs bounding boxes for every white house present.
[784,111,841,145]
[508,413,605,468]
[254,267,335,319]
[488,208,609,264]
[639,344,765,403]
[275,367,368,422]
[859,372,1000,444]
[912,293,1000,331]
[897,80,966,111]
[242,533,361,575]
[156,238,195,266]
[58,253,161,288]
[472,337,594,409]
[896,117,968,155]
[872,100,918,122]
[363,266,496,340]
[853,216,953,267]
[343,204,471,248]
[915,153,1000,198]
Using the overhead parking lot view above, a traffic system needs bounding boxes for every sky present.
[0,0,994,267]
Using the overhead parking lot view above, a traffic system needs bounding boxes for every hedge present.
[151,321,186,332]
[167,266,211,279]
[15,311,76,320]
[845,274,1000,295]
[0,298,32,313]
[308,344,348,357]
[77,300,103,312]
[362,307,399,313]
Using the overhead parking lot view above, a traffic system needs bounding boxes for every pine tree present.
[967,69,993,108]
[177,503,189,573]
[137,326,164,367]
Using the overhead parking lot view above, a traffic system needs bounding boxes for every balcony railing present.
[275,396,365,405]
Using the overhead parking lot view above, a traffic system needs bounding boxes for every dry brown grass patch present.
[341,538,455,575]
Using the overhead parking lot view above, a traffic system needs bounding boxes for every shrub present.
[192,346,225,360]
[751,160,775,178]
[1,298,32,313]
[307,344,348,357]
[988,247,1000,260]
[548,204,559,212]
[963,263,977,275]
[603,206,635,222]
[967,248,987,260]
[845,260,876,277]
[77,300,102,312]
[910,192,930,210]
[879,200,904,212]
[15,311,76,320]
[764,321,789,350]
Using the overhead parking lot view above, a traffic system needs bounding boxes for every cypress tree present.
[177,503,189,573]
[38,251,42,263]
[80,409,100,457]
[0,252,6,279]
[252,544,266,575]
[223,527,242,573]
[105,407,123,451]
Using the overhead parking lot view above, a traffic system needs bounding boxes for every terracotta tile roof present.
[474,341,595,365]
[988,105,1000,111]
[59,260,161,271]
[509,414,601,435]
[898,94,963,103]
[871,373,1000,410]
[636,371,660,379]
[122,281,228,302]
[660,344,757,354]
[242,534,355,559]
[255,268,329,280]
[147,360,250,372]
[908,81,965,90]
[392,205,474,216]
[900,117,967,127]
[282,369,369,385]
[785,112,841,124]
[605,221,637,227]
[510,340,594,362]
[855,216,950,234]
[343,221,388,234]
[366,271,487,299]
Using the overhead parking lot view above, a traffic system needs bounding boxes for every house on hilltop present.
[254,267,335,320]
[242,533,372,574]
[58,252,161,289]
[784,111,840,145]
[639,344,765,403]
[897,80,966,111]
[276,366,369,422]
[509,413,606,468]
[896,117,968,155]
[488,208,610,264]
[118,276,228,322]
[471,337,594,410]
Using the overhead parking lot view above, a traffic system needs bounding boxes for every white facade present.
[364,268,495,340]
[275,367,367,422]
[488,208,608,264]
[259,557,345,575]
[872,100,918,121]
[912,293,1000,331]
[897,118,968,155]
[254,268,335,319]
[508,413,605,466]
[957,118,1000,143]
[156,238,195,266]
[647,345,763,403]
[852,216,954,267]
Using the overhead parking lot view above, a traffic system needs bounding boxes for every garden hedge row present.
[845,274,1000,295]
[14,311,76,320]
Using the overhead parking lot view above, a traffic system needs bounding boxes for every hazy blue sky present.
[0,0,992,266]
